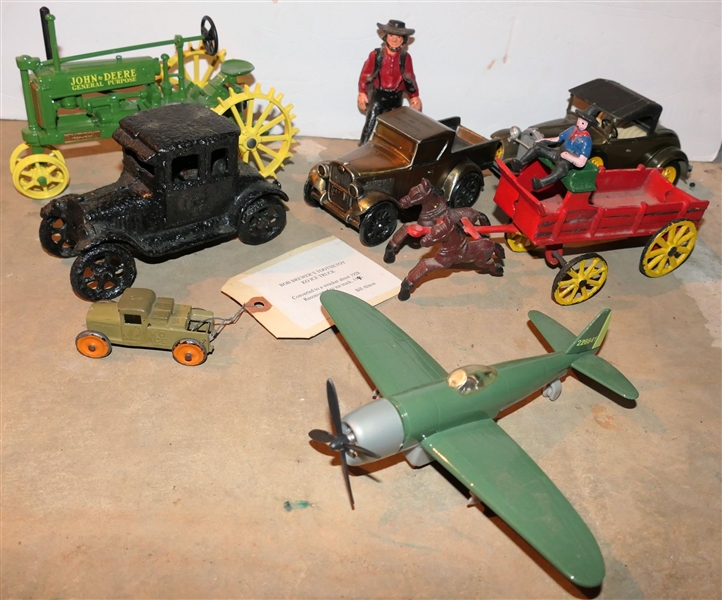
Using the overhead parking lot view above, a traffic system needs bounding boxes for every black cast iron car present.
[492,79,690,185]
[39,104,288,301]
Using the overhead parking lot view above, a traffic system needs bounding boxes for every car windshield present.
[447,365,498,395]
[568,96,652,137]
[374,122,417,158]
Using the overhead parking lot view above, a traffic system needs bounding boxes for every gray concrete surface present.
[2,119,720,599]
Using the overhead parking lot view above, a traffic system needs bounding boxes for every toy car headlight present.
[348,183,363,199]
[509,126,522,141]
[317,163,330,179]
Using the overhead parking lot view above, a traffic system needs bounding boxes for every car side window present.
[172,154,200,183]
[211,148,228,177]
[124,314,142,325]
[415,139,447,165]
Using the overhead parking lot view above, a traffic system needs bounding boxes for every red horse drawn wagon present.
[483,159,708,305]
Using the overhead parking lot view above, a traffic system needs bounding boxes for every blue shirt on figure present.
[558,126,592,159]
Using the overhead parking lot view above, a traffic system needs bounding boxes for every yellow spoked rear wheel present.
[640,219,697,278]
[12,152,69,199]
[552,253,608,306]
[162,42,227,88]
[213,84,299,178]
[10,143,65,171]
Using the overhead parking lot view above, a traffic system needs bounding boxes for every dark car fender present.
[645,146,690,177]
[232,178,289,224]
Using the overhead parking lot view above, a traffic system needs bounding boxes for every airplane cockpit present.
[447,365,499,395]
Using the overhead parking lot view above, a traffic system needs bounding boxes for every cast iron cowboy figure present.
[507,105,600,190]
[358,20,422,145]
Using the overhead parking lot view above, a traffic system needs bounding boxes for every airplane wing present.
[421,419,605,588]
[320,290,447,398]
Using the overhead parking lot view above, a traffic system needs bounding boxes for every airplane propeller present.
[308,379,379,509]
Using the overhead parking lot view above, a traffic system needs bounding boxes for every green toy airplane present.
[309,290,639,589]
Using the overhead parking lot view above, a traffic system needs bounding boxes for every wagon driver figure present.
[508,105,601,191]
[358,20,422,145]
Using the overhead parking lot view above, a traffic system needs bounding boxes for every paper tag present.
[222,237,401,338]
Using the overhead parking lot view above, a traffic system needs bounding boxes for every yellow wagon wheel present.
[172,339,208,366]
[10,142,66,172]
[12,152,70,200]
[589,156,604,168]
[552,253,608,306]
[505,232,534,253]
[639,219,697,278]
[161,42,227,88]
[75,331,112,359]
[213,84,299,178]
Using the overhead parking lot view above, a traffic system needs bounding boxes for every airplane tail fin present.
[565,309,611,355]
[529,309,638,400]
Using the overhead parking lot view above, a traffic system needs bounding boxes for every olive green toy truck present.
[75,288,243,365]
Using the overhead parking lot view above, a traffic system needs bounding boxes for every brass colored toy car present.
[75,288,243,366]
[492,79,690,185]
[305,107,501,246]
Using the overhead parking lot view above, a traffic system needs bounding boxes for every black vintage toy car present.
[40,104,288,301]
[492,79,690,185]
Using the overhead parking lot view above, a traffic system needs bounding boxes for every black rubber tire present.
[303,179,319,207]
[70,244,137,302]
[238,195,287,245]
[358,202,398,247]
[448,172,483,208]
[39,215,79,258]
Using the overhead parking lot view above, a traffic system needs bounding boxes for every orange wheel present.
[75,331,112,358]
[172,340,207,366]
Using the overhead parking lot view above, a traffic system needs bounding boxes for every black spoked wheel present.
[448,172,483,208]
[69,244,137,301]
[39,215,79,258]
[238,196,287,245]
[358,202,398,247]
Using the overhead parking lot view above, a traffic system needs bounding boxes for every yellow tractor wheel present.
[12,152,70,200]
[639,219,697,278]
[213,84,299,178]
[589,156,604,168]
[10,143,65,171]
[552,253,609,306]
[161,42,227,88]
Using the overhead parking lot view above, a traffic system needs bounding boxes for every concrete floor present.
[2,119,721,599]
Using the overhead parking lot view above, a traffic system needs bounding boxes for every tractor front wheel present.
[12,149,69,200]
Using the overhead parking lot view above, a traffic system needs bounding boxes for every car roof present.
[377,107,454,143]
[569,79,662,124]
[113,104,239,159]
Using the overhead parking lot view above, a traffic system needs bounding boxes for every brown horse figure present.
[383,178,490,264]
[394,181,505,301]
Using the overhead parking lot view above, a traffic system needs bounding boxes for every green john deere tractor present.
[11,7,298,199]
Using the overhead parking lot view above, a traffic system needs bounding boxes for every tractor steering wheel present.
[201,16,219,56]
